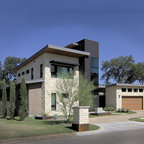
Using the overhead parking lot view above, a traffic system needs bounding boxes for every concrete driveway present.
[90,110,144,124]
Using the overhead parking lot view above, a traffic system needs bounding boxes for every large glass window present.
[51,93,56,110]
[51,65,74,78]
[90,57,99,85]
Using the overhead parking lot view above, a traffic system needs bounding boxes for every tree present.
[135,62,144,84]
[3,57,26,83]
[9,81,16,119]
[19,77,27,121]
[101,55,136,83]
[2,80,7,118]
[79,75,95,108]
[56,73,79,122]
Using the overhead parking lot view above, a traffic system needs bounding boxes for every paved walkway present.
[77,121,144,136]
[89,110,144,124]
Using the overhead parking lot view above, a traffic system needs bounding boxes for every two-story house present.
[16,44,90,116]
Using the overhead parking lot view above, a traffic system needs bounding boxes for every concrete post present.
[72,106,90,132]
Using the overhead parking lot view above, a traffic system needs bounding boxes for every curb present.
[0,133,76,144]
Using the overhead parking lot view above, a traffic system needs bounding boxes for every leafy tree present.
[101,55,136,83]
[56,73,79,122]
[3,57,26,83]
[56,73,95,122]
[9,81,16,119]
[19,77,27,121]
[79,75,95,108]
[135,62,144,84]
[2,80,7,118]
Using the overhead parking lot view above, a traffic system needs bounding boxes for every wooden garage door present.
[122,96,143,110]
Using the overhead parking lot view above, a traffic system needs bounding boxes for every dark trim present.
[49,60,79,67]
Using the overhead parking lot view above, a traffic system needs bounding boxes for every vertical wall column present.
[72,106,90,132]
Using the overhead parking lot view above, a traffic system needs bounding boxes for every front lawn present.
[0,117,99,139]
[129,117,144,122]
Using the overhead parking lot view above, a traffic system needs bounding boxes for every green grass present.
[89,124,100,130]
[0,117,99,139]
[129,117,144,122]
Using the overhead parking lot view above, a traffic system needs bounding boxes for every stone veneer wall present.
[73,106,90,124]
[44,53,79,116]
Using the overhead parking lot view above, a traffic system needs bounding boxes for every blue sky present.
[0,0,144,84]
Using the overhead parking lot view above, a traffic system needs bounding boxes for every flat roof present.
[106,83,144,88]
[16,44,90,71]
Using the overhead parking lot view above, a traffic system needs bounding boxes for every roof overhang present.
[16,44,90,71]
[106,83,144,88]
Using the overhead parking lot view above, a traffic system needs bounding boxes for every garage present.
[122,96,143,110]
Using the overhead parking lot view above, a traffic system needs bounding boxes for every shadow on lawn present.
[41,120,72,125]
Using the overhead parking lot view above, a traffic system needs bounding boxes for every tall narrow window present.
[31,68,34,80]
[40,64,43,78]
[51,93,56,110]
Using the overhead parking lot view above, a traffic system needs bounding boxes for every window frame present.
[51,93,56,111]
[51,64,74,78]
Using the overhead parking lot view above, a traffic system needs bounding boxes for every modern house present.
[106,83,144,110]
[15,39,100,116]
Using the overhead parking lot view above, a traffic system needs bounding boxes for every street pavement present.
[19,121,144,144]
[22,128,144,144]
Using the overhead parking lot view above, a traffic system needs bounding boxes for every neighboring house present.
[106,83,144,110]
[16,44,90,116]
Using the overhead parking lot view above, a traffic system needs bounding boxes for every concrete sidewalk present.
[77,121,144,136]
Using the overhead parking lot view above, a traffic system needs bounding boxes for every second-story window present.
[40,64,43,78]
[22,71,25,75]
[31,68,34,80]
[51,64,74,78]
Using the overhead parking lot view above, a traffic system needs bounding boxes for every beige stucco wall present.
[16,53,47,84]
[106,86,117,108]
[106,85,144,110]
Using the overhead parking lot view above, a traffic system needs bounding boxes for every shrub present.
[104,106,115,111]
[19,77,27,121]
[9,81,16,119]
[2,80,7,118]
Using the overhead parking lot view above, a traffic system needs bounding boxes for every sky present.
[0,0,144,84]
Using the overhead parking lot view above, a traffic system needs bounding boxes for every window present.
[51,93,56,110]
[122,88,126,92]
[26,69,29,74]
[128,88,132,92]
[31,68,34,80]
[134,89,138,92]
[90,57,99,86]
[90,57,99,74]
[139,89,143,92]
[62,93,69,98]
[51,65,74,78]
[22,71,25,75]
[40,64,43,78]
[18,73,21,77]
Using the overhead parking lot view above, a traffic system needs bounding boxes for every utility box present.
[72,106,90,132]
